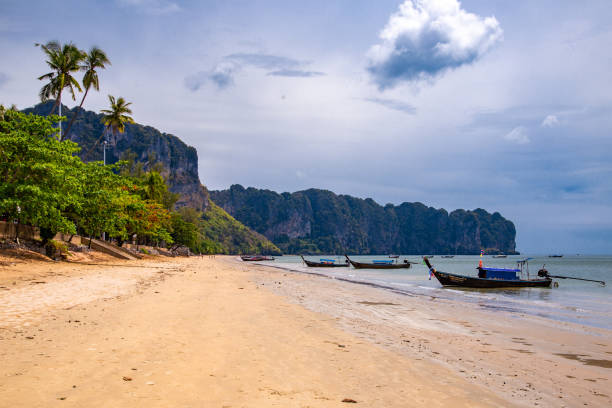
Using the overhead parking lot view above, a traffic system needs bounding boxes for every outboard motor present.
[537,267,549,278]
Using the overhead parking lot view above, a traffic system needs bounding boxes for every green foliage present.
[170,210,199,252]
[0,109,82,236]
[78,161,130,240]
[0,109,176,250]
[198,202,281,255]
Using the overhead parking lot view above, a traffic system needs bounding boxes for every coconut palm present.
[37,41,85,139]
[37,42,85,113]
[64,47,111,139]
[86,95,135,161]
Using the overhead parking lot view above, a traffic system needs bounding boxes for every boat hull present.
[241,256,274,261]
[345,256,411,269]
[302,258,349,268]
[433,271,551,288]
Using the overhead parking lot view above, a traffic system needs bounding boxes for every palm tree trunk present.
[49,97,60,115]
[49,85,64,115]
[85,126,109,161]
[64,86,90,139]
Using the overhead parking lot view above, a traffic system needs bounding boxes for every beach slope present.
[0,254,508,407]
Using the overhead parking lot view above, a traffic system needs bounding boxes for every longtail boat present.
[423,257,552,288]
[441,255,454,258]
[241,255,275,261]
[300,256,349,268]
[492,255,507,258]
[345,255,413,269]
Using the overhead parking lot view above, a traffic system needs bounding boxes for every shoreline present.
[0,253,609,407]
[247,258,612,407]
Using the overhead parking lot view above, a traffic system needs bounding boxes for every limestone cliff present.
[24,102,208,211]
[210,185,518,255]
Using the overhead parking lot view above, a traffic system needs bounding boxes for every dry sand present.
[0,251,608,407]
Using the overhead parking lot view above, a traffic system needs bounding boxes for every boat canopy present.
[320,259,336,263]
[479,267,519,280]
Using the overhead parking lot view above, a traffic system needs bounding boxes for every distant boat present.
[388,254,400,258]
[301,255,349,268]
[423,257,552,288]
[548,255,563,258]
[424,255,434,259]
[441,255,454,258]
[492,255,507,258]
[241,255,275,261]
[345,255,413,269]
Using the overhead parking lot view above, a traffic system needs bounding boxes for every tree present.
[0,104,17,121]
[64,47,111,138]
[170,211,199,251]
[77,162,127,246]
[86,95,134,159]
[0,109,83,237]
[36,41,85,139]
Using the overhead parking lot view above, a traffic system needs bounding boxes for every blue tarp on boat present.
[480,267,519,280]
[320,259,336,263]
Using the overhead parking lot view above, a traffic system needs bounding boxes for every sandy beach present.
[0,252,609,407]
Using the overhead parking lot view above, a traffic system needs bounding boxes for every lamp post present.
[102,140,107,241]
[58,102,62,140]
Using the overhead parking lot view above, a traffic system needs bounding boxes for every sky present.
[0,0,611,254]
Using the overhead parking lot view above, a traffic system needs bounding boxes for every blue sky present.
[1,0,611,254]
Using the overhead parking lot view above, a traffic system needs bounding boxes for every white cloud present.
[367,0,503,89]
[504,126,529,144]
[541,114,559,127]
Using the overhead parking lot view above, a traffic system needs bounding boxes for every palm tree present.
[36,41,85,139]
[64,47,111,139]
[86,95,135,161]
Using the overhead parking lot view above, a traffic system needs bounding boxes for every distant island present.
[211,185,519,255]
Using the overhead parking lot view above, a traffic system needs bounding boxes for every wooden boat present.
[492,255,507,258]
[548,255,563,258]
[388,254,400,258]
[345,255,412,269]
[301,256,349,268]
[423,257,551,288]
[241,255,275,261]
[441,255,454,258]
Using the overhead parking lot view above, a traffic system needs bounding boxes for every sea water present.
[261,255,612,330]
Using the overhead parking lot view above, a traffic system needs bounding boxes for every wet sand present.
[0,252,608,407]
[251,259,612,407]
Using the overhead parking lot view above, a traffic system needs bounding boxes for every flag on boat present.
[480,249,484,257]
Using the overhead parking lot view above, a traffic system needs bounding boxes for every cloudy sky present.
[1,0,611,254]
